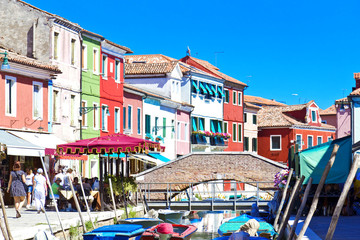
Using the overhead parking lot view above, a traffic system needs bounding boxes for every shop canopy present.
[57,133,165,155]
[299,136,352,185]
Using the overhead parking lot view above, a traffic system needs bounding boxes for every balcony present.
[191,133,228,152]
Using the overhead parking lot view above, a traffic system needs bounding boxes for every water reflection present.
[181,210,245,240]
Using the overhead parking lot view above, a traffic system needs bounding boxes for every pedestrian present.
[63,168,73,190]
[7,161,26,218]
[25,168,34,209]
[53,169,64,186]
[33,168,47,214]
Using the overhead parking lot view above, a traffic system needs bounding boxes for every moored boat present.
[83,224,145,240]
[118,218,163,229]
[158,209,185,224]
[218,214,276,238]
[141,223,197,240]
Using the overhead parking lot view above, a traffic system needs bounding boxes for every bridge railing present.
[136,181,276,211]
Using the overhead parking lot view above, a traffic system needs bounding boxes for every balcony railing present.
[191,134,228,147]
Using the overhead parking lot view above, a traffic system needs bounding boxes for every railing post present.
[211,182,214,211]
[234,181,237,211]
[189,183,192,211]
[169,183,172,209]
[166,183,169,209]
[256,182,259,207]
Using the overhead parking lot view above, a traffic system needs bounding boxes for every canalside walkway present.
[0,207,129,240]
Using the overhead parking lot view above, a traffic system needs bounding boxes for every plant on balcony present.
[274,169,290,189]
[214,132,231,139]
[192,130,206,136]
[204,131,214,137]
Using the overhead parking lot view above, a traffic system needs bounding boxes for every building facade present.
[243,102,261,153]
[349,73,360,144]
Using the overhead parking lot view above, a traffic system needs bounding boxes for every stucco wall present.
[336,108,351,139]
[0,0,51,63]
[123,91,143,138]
[176,110,191,156]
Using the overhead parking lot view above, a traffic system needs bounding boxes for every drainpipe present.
[79,31,83,140]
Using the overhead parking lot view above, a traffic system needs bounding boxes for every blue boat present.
[118,217,163,229]
[213,236,269,240]
[218,214,276,238]
[83,224,145,240]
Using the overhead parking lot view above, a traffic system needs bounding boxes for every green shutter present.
[252,138,257,152]
[238,124,242,142]
[232,124,236,142]
[253,114,257,124]
[244,137,249,151]
[145,115,151,134]
[163,118,166,137]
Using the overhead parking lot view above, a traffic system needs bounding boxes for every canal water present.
[180,210,246,240]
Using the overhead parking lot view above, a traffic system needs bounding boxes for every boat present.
[213,235,269,240]
[218,214,276,238]
[118,218,163,229]
[158,209,185,224]
[83,224,145,240]
[141,223,197,240]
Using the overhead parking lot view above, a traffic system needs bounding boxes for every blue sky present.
[26,0,360,109]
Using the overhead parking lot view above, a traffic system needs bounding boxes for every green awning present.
[205,83,213,95]
[211,85,218,97]
[300,136,352,184]
[218,87,225,97]
[191,81,199,92]
[199,82,207,94]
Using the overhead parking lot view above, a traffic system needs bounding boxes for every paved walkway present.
[0,207,126,240]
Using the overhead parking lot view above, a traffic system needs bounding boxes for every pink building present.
[335,98,351,138]
[176,110,191,156]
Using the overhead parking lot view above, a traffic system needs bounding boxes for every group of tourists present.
[6,161,100,218]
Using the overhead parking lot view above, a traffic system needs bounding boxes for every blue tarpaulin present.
[299,136,352,184]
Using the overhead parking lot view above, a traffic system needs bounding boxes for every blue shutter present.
[192,118,197,131]
[199,82,208,94]
[218,86,225,97]
[205,83,213,95]
[211,85,218,97]
[199,118,204,131]
[192,81,199,92]
[210,120,215,132]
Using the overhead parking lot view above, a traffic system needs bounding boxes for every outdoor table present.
[59,190,101,210]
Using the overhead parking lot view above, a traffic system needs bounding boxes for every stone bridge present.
[135,152,286,200]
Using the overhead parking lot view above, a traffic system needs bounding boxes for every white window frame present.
[115,59,121,83]
[52,90,59,122]
[137,107,141,135]
[238,91,242,106]
[101,104,108,132]
[70,38,76,66]
[81,100,88,128]
[311,110,317,122]
[5,75,17,117]
[232,123,237,142]
[232,90,237,105]
[114,107,120,133]
[53,31,60,61]
[128,105,133,132]
[32,81,43,120]
[270,135,282,151]
[317,136,323,145]
[102,54,108,79]
[70,94,76,126]
[296,134,302,150]
[224,89,229,104]
[308,135,314,148]
[238,123,243,143]
[82,44,88,70]
[93,102,99,130]
[93,48,99,74]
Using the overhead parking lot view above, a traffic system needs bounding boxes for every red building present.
[179,56,247,151]
[258,101,336,163]
[100,40,132,136]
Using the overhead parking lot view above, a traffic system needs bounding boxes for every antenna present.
[214,51,224,67]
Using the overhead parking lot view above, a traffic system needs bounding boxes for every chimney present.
[354,73,360,90]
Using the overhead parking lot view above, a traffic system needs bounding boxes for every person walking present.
[33,168,47,214]
[25,168,34,209]
[7,161,26,218]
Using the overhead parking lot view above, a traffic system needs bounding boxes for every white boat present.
[117,217,163,229]
[158,209,185,224]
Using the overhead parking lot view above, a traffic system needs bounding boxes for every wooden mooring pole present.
[0,189,11,240]
[325,154,360,240]
[296,144,339,240]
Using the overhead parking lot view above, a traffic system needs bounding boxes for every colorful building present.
[349,73,360,145]
[334,98,351,139]
[179,56,247,152]
[257,101,336,163]
[100,40,132,136]
[243,102,261,153]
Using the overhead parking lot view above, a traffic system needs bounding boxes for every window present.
[177,122,181,140]
[33,82,43,119]
[328,136,332,142]
[244,113,247,123]
[253,115,257,124]
[81,101,87,127]
[232,123,237,142]
[137,108,141,134]
[82,45,87,69]
[145,115,151,134]
[252,138,257,152]
[123,107,127,130]
[102,54,108,78]
[223,122,228,134]
[238,91,242,106]
[317,136,322,145]
[308,135,313,148]
[233,91,237,105]
[114,108,120,133]
[244,137,249,151]
[53,32,59,60]
[101,105,108,131]
[238,123,242,142]
[296,134,302,150]
[311,110,316,122]
[199,82,207,95]
[70,95,75,126]
[163,118,166,137]
[71,39,76,65]
[93,48,99,74]
[93,103,99,129]
[115,60,120,83]
[5,76,16,116]
[171,120,175,139]
[53,90,59,122]
[128,106,132,131]
[270,135,281,150]
[224,89,229,103]
[191,80,199,94]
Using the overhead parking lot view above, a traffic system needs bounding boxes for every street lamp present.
[0,51,10,70]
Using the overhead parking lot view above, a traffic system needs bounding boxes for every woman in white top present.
[33,168,47,214]
[25,168,34,209]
